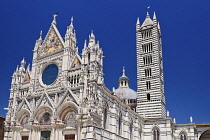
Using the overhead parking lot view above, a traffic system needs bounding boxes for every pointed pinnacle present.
[136,17,140,25]
[70,16,74,28]
[39,30,42,40]
[16,65,19,71]
[90,30,95,37]
[146,12,150,18]
[153,12,157,20]
[27,64,30,71]
[84,40,87,48]
[71,16,73,24]
[122,67,126,76]
[21,57,26,66]
[158,22,161,29]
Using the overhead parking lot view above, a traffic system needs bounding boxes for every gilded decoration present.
[71,58,80,69]
[42,29,62,54]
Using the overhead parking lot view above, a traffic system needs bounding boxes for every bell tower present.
[136,12,166,118]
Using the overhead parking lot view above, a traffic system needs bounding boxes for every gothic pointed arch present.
[152,126,160,140]
[57,101,78,127]
[57,101,78,120]
[16,109,30,126]
[33,105,53,124]
[199,129,210,140]
[179,131,187,140]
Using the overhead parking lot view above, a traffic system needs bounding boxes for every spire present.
[146,12,150,18]
[90,30,95,38]
[136,17,140,25]
[141,12,153,27]
[65,16,76,48]
[84,40,87,48]
[16,65,19,72]
[69,16,74,31]
[52,13,58,25]
[26,64,30,71]
[74,30,76,36]
[122,67,126,77]
[118,67,129,88]
[158,22,161,35]
[153,12,157,24]
[19,58,26,72]
[88,30,96,46]
[21,57,26,67]
[158,22,161,30]
[153,12,157,20]
[38,30,42,40]
[70,16,73,25]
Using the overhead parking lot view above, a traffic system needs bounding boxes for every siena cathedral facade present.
[4,12,210,140]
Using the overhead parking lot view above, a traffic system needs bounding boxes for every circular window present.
[42,64,58,85]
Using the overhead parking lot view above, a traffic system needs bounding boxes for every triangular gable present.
[57,89,79,107]
[36,92,55,108]
[17,98,32,112]
[40,23,64,56]
[70,55,81,70]
[23,71,30,83]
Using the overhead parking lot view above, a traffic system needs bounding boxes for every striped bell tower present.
[136,12,166,118]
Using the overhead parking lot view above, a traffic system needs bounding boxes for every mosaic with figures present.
[42,29,62,54]
[71,58,80,69]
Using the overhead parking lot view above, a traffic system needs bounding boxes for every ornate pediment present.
[23,71,30,83]
[36,92,55,109]
[57,89,79,107]
[17,98,31,112]
[70,56,81,70]
[41,29,63,54]
[38,20,65,57]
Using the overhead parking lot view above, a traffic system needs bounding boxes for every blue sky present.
[0,0,210,124]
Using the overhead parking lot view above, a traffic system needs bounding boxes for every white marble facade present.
[4,13,210,140]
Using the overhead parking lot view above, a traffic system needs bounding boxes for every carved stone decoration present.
[65,111,76,128]
[40,112,51,124]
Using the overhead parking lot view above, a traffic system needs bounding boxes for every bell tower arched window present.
[153,129,160,140]
[180,133,187,140]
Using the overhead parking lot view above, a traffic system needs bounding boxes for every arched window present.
[118,112,122,135]
[153,129,160,140]
[88,53,91,63]
[180,133,187,140]
[147,93,150,100]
